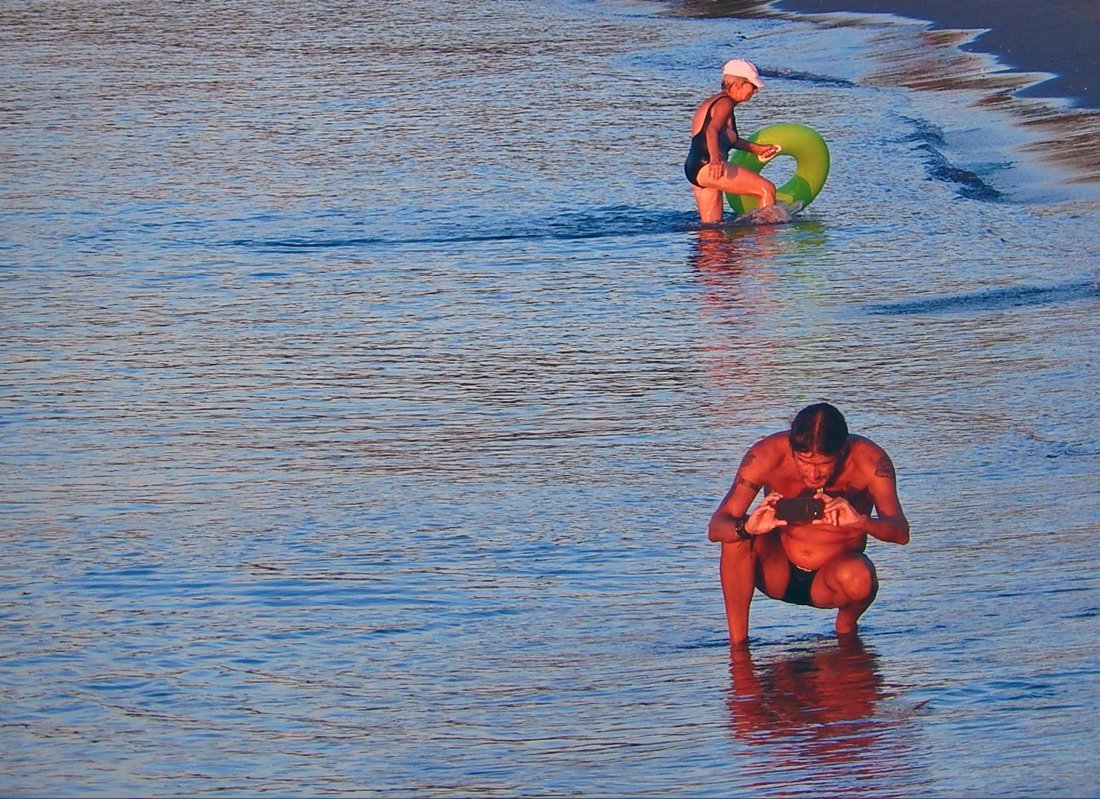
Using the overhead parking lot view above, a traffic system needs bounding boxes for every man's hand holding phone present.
[797,493,871,544]
[743,493,783,534]
[746,492,866,535]
[814,493,865,528]
[745,493,819,533]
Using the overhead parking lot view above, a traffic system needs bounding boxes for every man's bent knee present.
[823,555,877,604]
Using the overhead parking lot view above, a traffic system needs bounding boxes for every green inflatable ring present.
[725,122,830,215]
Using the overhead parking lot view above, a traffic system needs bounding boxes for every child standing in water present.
[685,59,781,224]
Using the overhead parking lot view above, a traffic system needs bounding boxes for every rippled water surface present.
[2,0,1098,796]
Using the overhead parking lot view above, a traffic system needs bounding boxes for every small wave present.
[767,68,856,90]
[223,206,698,251]
[224,235,387,251]
[899,117,1007,201]
[865,280,1098,315]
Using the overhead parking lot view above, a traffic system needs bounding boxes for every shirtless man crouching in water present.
[709,403,910,645]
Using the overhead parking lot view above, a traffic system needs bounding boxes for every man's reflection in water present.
[727,635,889,770]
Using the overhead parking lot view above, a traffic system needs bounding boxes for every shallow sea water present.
[1,0,1098,796]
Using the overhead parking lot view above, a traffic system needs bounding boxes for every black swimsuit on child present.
[684,96,737,187]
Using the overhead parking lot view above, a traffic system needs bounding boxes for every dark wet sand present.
[772,0,1099,109]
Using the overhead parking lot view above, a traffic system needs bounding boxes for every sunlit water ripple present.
[1,0,1098,796]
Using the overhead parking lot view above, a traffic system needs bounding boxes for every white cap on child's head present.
[722,58,765,88]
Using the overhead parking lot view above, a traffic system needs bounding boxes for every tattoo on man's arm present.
[874,455,896,480]
[734,452,761,491]
[735,473,762,492]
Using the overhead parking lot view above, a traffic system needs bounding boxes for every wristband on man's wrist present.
[733,516,751,540]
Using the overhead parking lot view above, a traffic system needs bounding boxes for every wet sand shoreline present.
[771,0,1098,109]
[668,0,1100,187]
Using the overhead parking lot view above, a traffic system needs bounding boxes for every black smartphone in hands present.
[774,496,825,522]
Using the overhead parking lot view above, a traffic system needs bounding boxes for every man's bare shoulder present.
[728,433,787,494]
[748,430,788,456]
[740,431,788,469]
[848,435,896,479]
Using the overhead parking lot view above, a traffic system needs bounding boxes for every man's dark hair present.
[789,402,849,455]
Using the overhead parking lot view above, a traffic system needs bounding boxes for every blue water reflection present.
[1,0,1098,795]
